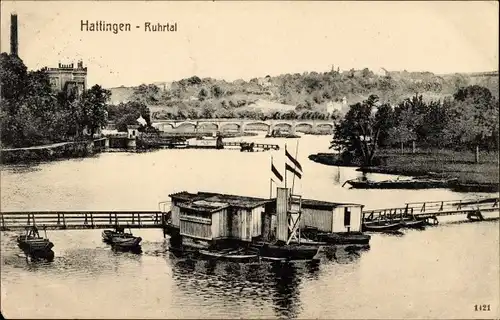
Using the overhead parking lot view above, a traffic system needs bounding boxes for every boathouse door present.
[344,207,351,232]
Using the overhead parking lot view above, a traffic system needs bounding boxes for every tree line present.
[0,53,111,148]
[332,85,499,166]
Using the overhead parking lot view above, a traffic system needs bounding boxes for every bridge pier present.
[239,121,245,135]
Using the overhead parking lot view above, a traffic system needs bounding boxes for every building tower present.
[10,14,18,56]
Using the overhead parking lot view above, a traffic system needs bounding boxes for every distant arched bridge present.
[151,119,334,134]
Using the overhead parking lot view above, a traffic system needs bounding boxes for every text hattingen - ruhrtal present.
[81,20,178,33]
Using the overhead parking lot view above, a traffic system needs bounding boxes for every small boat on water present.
[101,227,135,243]
[198,248,260,263]
[17,226,55,260]
[252,242,322,261]
[401,218,427,229]
[362,221,403,232]
[343,177,457,190]
[301,227,371,245]
[102,227,142,251]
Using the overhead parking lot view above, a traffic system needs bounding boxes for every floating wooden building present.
[166,188,367,254]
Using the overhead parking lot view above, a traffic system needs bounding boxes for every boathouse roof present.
[302,198,363,210]
[177,200,230,213]
[169,191,274,209]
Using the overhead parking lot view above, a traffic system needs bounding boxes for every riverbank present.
[1,140,98,164]
[309,149,499,192]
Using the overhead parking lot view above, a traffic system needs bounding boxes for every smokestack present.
[10,14,18,56]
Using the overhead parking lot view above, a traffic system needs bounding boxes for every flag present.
[271,162,283,182]
[285,163,302,179]
[285,148,302,172]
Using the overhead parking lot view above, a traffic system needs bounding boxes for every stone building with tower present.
[41,62,88,95]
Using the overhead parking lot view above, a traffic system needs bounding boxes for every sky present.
[1,1,498,88]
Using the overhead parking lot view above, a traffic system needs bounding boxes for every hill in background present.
[106,68,499,119]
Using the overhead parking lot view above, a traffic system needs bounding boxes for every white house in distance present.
[325,97,348,115]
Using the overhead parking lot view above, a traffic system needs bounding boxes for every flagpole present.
[291,140,300,195]
[284,144,287,190]
[270,156,274,199]
[270,178,273,199]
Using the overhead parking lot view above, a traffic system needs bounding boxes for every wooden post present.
[412,141,416,154]
[401,141,404,154]
[475,145,479,163]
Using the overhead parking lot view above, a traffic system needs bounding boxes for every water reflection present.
[169,254,344,319]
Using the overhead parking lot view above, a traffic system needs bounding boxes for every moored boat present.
[344,177,457,190]
[111,236,142,251]
[101,227,134,243]
[301,227,371,245]
[103,227,142,251]
[362,221,403,232]
[198,248,260,263]
[252,242,323,261]
[401,218,427,229]
[17,226,55,260]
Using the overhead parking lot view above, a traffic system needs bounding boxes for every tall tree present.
[79,85,111,136]
[331,95,392,166]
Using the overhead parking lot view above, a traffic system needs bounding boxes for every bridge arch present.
[295,123,314,133]
[219,122,241,132]
[316,123,334,130]
[245,122,270,132]
[197,122,219,131]
[176,122,197,132]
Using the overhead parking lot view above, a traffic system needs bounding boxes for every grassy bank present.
[309,148,499,190]
[371,148,499,185]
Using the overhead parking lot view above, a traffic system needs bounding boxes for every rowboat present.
[362,221,403,232]
[111,236,142,250]
[301,227,371,245]
[198,249,259,263]
[401,218,427,229]
[344,178,457,190]
[253,242,323,261]
[101,227,134,243]
[102,227,142,251]
[17,226,55,260]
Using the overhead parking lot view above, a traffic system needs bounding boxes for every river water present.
[1,134,499,319]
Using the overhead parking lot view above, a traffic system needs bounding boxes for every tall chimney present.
[10,14,18,56]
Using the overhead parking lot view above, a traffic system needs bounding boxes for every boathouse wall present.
[332,205,363,232]
[211,208,229,239]
[171,201,181,227]
[250,206,264,238]
[300,207,333,232]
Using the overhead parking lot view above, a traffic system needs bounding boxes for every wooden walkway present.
[0,211,169,231]
[363,197,499,223]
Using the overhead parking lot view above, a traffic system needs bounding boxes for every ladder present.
[286,194,302,245]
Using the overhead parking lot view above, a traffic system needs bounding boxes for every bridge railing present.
[362,197,499,221]
[0,211,165,231]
